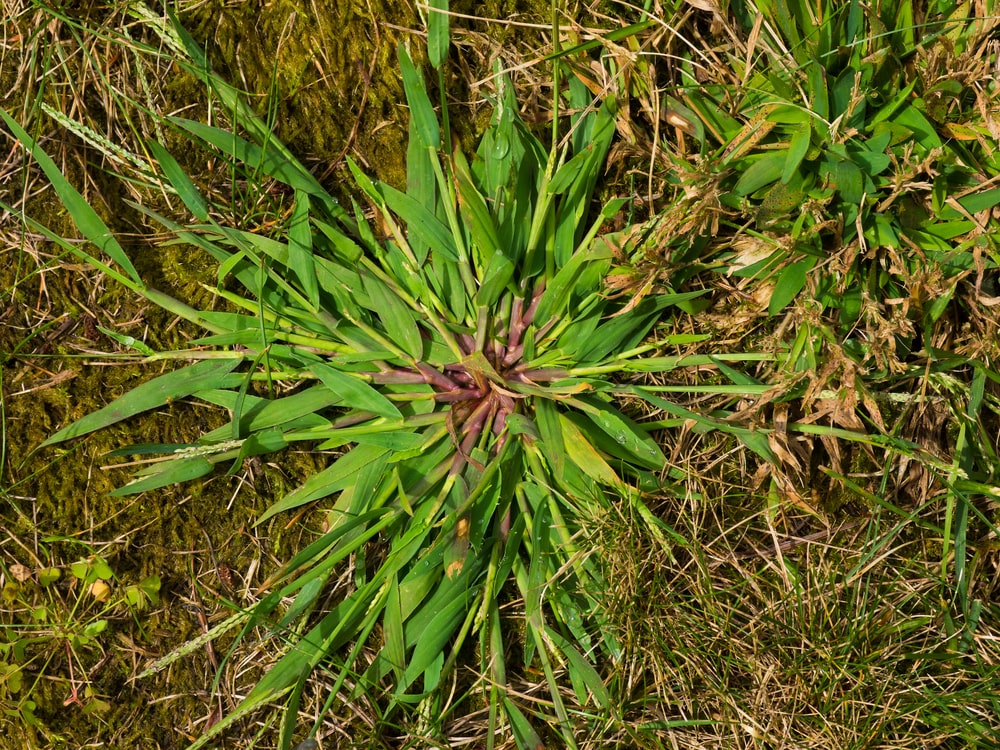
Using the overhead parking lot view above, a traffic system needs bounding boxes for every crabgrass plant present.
[2,7,768,748]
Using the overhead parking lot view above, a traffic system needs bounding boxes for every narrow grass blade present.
[40,359,242,447]
[310,362,402,420]
[147,139,210,221]
[398,45,439,150]
[2,108,141,284]
[288,191,320,310]
[169,117,326,197]
[111,455,215,496]
[426,0,449,70]
[503,698,544,750]
[379,182,458,262]
[567,394,665,469]
[256,444,390,525]
[199,385,343,442]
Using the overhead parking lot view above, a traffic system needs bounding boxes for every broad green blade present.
[380,181,458,262]
[398,45,440,150]
[41,359,242,447]
[288,191,320,310]
[769,257,815,316]
[362,274,423,359]
[310,362,402,420]
[558,413,622,487]
[397,570,472,695]
[200,385,343,442]
[568,394,666,469]
[256,444,391,525]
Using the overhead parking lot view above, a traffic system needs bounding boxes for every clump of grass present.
[1,5,774,747]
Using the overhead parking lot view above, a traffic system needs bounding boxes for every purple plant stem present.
[372,369,427,384]
[448,399,491,474]
[501,344,523,368]
[416,362,460,390]
[434,388,484,403]
[522,280,545,327]
[457,333,477,355]
[510,367,568,383]
[488,337,504,368]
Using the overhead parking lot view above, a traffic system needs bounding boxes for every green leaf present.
[310,362,402,420]
[41,359,242,446]
[558,413,622,487]
[782,126,810,184]
[769,258,814,315]
[568,395,665,469]
[169,117,329,196]
[426,0,450,70]
[958,187,1000,215]
[734,152,785,196]
[1,109,142,284]
[382,574,407,682]
[535,236,612,323]
[256,444,390,525]
[379,182,458,261]
[200,385,343,442]
[362,275,423,359]
[476,251,515,308]
[548,630,609,708]
[832,158,863,204]
[148,140,210,221]
[397,574,470,695]
[111,455,215,496]
[504,698,544,750]
[398,45,439,150]
[454,151,503,271]
[288,191,319,310]
[893,104,942,150]
[575,292,705,362]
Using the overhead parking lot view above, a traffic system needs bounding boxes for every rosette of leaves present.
[3,11,711,749]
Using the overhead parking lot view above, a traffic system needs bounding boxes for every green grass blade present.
[426,0,449,70]
[199,385,343,443]
[769,257,815,315]
[398,44,440,150]
[379,181,458,262]
[147,139,210,221]
[1,108,142,284]
[288,191,320,310]
[256,444,390,525]
[503,697,544,750]
[40,359,242,447]
[169,116,327,197]
[362,274,423,359]
[566,394,665,469]
[310,362,402,420]
[111,455,215,496]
